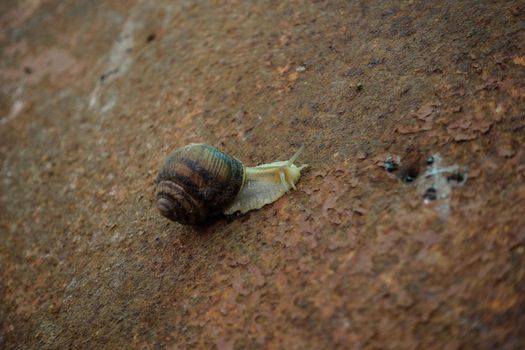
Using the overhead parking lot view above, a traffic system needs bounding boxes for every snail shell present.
[155,143,306,225]
[156,144,245,224]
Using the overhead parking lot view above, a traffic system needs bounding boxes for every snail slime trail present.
[155,144,307,225]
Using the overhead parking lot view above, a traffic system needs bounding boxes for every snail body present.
[155,143,306,225]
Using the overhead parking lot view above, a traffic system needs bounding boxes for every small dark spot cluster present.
[423,187,437,200]
[99,67,119,82]
[401,169,418,184]
[367,57,385,67]
[447,171,465,184]
[146,33,156,43]
[384,159,399,172]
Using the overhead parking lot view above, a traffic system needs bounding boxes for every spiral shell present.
[155,144,245,225]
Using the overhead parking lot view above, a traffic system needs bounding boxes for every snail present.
[155,143,307,225]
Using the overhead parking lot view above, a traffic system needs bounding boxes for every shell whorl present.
[155,144,245,224]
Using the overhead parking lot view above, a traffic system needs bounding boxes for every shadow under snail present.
[155,143,307,225]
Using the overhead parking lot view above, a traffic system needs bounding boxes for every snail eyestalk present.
[288,144,305,166]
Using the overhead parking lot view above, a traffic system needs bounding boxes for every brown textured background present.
[1,1,525,349]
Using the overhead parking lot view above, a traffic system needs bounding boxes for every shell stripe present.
[179,157,213,183]
[156,191,182,214]
[156,180,203,224]
[168,173,204,202]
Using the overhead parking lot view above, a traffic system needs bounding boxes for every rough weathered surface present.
[1,1,524,349]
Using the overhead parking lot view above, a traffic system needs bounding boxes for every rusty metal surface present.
[1,1,524,348]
